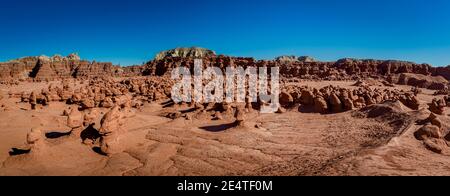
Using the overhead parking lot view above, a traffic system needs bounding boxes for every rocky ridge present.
[0,53,128,81]
[2,48,450,91]
[154,47,216,61]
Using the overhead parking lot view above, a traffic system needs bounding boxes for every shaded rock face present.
[434,66,450,81]
[155,47,216,61]
[0,57,38,80]
[394,73,448,90]
[283,85,420,114]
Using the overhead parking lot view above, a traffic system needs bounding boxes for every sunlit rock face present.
[0,53,133,81]
[154,47,216,61]
[275,55,316,63]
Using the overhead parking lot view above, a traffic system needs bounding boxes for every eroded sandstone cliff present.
[0,54,131,81]
[2,48,450,89]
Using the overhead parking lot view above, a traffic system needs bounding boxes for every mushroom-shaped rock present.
[27,128,43,145]
[99,106,125,134]
[98,106,126,155]
[67,108,83,128]
[26,127,46,154]
[67,108,84,136]
[29,91,37,110]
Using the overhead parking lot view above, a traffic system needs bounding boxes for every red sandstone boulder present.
[314,96,328,113]
[414,125,442,140]
[429,98,446,115]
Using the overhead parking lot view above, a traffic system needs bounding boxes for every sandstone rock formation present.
[234,106,246,127]
[3,48,450,89]
[67,108,84,137]
[415,113,450,154]
[29,91,37,110]
[395,73,448,90]
[99,106,127,155]
[429,98,446,115]
[275,55,316,63]
[415,125,442,140]
[282,84,417,114]
[279,91,294,107]
[423,138,447,154]
[26,128,47,155]
[16,76,173,112]
[155,47,216,61]
[314,96,328,113]
[0,53,136,81]
[142,53,450,86]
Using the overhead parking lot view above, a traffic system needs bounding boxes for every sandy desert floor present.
[1,80,450,176]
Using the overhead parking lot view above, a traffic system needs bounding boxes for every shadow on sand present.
[45,131,71,139]
[9,148,31,156]
[162,100,175,108]
[200,122,238,132]
[92,147,108,156]
[80,124,102,143]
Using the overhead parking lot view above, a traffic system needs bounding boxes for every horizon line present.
[1,50,449,68]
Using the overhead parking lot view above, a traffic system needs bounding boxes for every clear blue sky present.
[1,0,450,66]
